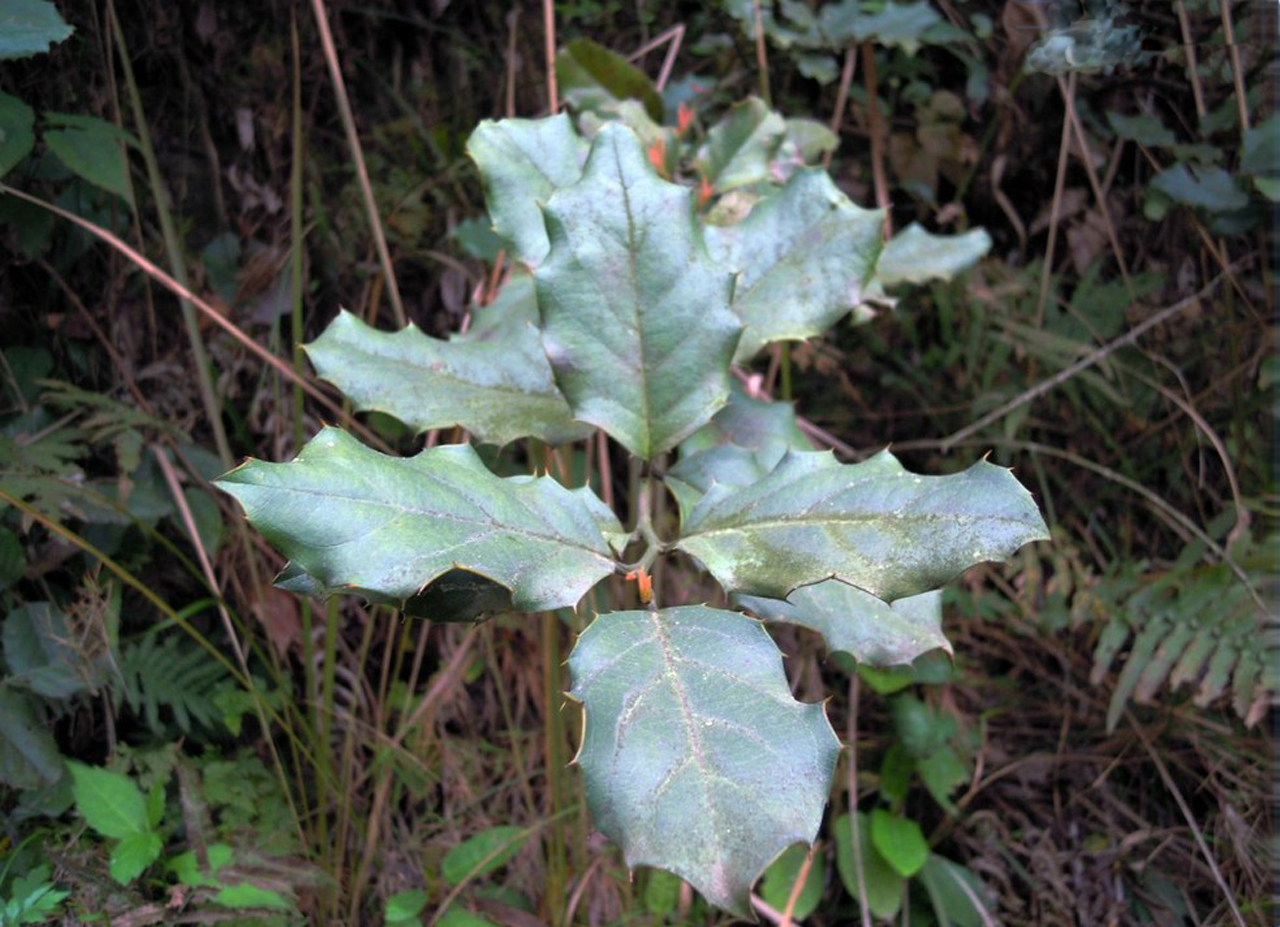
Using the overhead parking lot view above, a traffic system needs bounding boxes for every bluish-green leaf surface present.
[568,606,840,916]
[466,115,587,267]
[872,222,992,289]
[707,169,883,362]
[696,97,786,194]
[738,585,947,666]
[304,280,589,448]
[216,428,622,618]
[0,0,74,60]
[536,123,741,460]
[677,449,1048,602]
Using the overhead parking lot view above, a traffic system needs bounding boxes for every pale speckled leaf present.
[677,449,1048,602]
[568,606,840,917]
[696,97,786,194]
[706,169,883,362]
[216,428,622,619]
[536,123,741,460]
[737,585,947,667]
[873,223,991,289]
[304,280,589,448]
[466,115,587,266]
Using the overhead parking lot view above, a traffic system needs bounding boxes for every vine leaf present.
[738,585,947,667]
[706,169,883,362]
[466,114,587,266]
[536,123,741,460]
[216,428,623,620]
[696,97,786,194]
[568,606,840,917]
[676,449,1048,602]
[305,278,590,448]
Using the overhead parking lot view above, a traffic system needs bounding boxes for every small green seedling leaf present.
[108,831,162,885]
[216,428,622,619]
[305,286,590,448]
[677,449,1049,603]
[869,809,929,878]
[707,169,883,362]
[442,826,528,885]
[759,843,825,920]
[385,889,429,925]
[569,606,840,917]
[697,96,786,193]
[738,585,947,667]
[918,745,969,814]
[834,812,904,920]
[212,883,292,910]
[466,115,587,266]
[536,123,741,459]
[556,38,664,123]
[878,743,915,803]
[67,761,148,839]
[0,0,74,60]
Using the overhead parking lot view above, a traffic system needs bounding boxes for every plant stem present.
[542,612,567,925]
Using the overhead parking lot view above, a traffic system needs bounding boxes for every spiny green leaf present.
[697,97,786,194]
[216,428,623,619]
[737,585,947,667]
[556,38,663,123]
[0,0,74,60]
[869,809,929,877]
[305,291,590,448]
[536,123,741,460]
[568,606,840,917]
[0,90,34,177]
[67,761,149,839]
[706,169,883,362]
[466,115,587,266]
[872,222,991,289]
[677,449,1049,603]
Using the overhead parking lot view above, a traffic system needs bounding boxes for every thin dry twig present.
[310,0,407,327]
[627,24,685,92]
[848,675,872,927]
[779,843,816,926]
[1035,71,1076,328]
[543,0,559,111]
[822,45,858,170]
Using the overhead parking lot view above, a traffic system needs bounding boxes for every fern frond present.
[111,635,230,736]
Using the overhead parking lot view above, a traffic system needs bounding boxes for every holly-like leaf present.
[706,169,884,361]
[304,290,589,449]
[737,585,947,667]
[696,97,786,194]
[677,449,1048,602]
[556,38,664,123]
[466,115,587,266]
[0,0,74,60]
[216,428,623,619]
[872,222,991,289]
[680,385,811,463]
[536,123,741,460]
[568,606,840,917]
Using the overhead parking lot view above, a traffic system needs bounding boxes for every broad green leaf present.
[0,90,34,177]
[833,812,904,920]
[1242,114,1280,201]
[759,844,824,920]
[442,826,527,885]
[305,301,590,448]
[568,606,840,917]
[696,97,786,194]
[873,222,991,288]
[213,883,292,910]
[437,910,497,927]
[706,169,883,362]
[892,694,957,759]
[869,809,929,877]
[556,38,664,123]
[830,0,942,54]
[784,117,839,163]
[918,854,991,927]
[0,0,73,60]
[67,761,148,838]
[918,745,969,814]
[385,889,429,925]
[216,428,623,619]
[736,585,947,666]
[878,743,914,803]
[536,123,741,460]
[466,115,587,266]
[0,688,64,789]
[4,602,106,698]
[44,114,133,204]
[677,449,1049,602]
[109,831,162,885]
[1106,110,1175,148]
[1150,163,1249,213]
